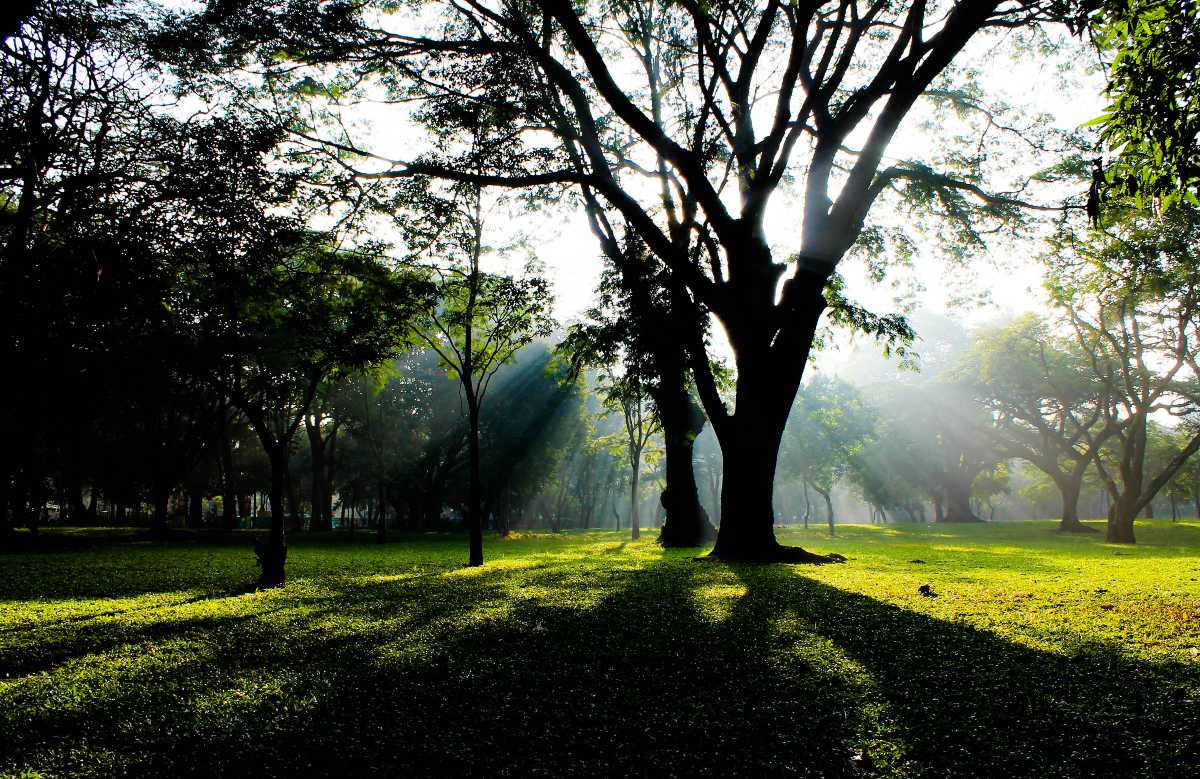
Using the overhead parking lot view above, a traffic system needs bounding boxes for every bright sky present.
[316,8,1108,366]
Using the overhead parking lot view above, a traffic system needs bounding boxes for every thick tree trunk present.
[710,403,833,563]
[939,478,982,523]
[1056,476,1094,533]
[653,360,716,548]
[1107,493,1138,544]
[258,446,288,588]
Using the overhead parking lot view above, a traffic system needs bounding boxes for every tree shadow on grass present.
[727,565,1200,777]
[3,556,1199,778]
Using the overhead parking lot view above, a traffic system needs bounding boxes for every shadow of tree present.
[2,554,1198,777]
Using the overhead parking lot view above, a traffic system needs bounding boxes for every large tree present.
[1049,206,1200,543]
[164,0,1084,561]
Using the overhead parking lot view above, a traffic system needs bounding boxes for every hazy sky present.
[322,11,1106,366]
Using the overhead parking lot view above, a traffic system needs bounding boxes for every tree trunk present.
[653,360,715,547]
[1056,476,1093,533]
[814,485,834,537]
[323,423,338,530]
[188,491,203,528]
[220,423,238,531]
[710,398,830,562]
[466,394,484,566]
[306,415,329,532]
[376,482,387,545]
[1107,500,1137,544]
[258,445,288,588]
[939,478,981,523]
[630,447,641,541]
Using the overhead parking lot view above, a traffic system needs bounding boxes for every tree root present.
[1057,522,1099,534]
[701,544,848,565]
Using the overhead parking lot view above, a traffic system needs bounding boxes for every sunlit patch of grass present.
[2,522,1199,776]
[693,582,748,622]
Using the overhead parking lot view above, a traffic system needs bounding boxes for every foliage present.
[1084,0,1200,210]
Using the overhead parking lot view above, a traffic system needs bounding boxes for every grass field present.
[2,521,1199,777]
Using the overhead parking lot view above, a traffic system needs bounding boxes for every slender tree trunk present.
[466,394,484,566]
[630,447,641,541]
[376,482,387,545]
[188,491,203,529]
[306,415,328,532]
[323,424,338,530]
[220,427,237,531]
[802,480,811,530]
[815,486,834,537]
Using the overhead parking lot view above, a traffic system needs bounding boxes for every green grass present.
[2,521,1199,777]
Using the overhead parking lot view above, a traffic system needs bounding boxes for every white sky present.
[308,9,1108,367]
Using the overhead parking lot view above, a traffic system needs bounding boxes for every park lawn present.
[1,521,1198,777]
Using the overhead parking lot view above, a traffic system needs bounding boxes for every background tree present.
[597,366,663,541]
[779,376,875,536]
[1049,205,1200,543]
[409,181,555,566]
[959,314,1117,531]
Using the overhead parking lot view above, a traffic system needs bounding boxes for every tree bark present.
[702,269,837,563]
[305,415,331,532]
[653,355,715,548]
[258,445,288,588]
[466,393,484,566]
[376,482,387,545]
[813,484,834,537]
[219,426,237,530]
[630,446,641,541]
[1055,475,1094,533]
[939,478,982,523]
